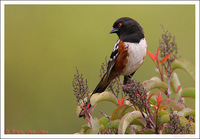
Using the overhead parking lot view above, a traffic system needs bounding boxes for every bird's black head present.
[110,17,144,43]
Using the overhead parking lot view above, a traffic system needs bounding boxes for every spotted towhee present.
[79,17,147,117]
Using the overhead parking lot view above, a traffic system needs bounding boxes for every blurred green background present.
[5,5,195,134]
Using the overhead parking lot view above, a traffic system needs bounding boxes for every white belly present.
[122,38,147,76]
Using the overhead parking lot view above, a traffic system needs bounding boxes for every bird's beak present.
[109,27,118,34]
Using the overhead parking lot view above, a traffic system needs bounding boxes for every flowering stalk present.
[147,27,178,98]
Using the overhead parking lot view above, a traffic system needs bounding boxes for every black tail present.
[92,73,110,95]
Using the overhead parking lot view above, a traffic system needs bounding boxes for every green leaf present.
[106,119,120,130]
[90,91,118,106]
[177,108,195,117]
[149,95,157,105]
[170,72,182,101]
[161,98,185,111]
[125,125,135,134]
[160,114,170,123]
[111,104,132,120]
[76,105,82,117]
[179,116,189,127]
[130,118,146,127]
[99,116,109,127]
[118,111,143,134]
[143,77,168,92]
[132,125,143,133]
[159,110,168,115]
[172,58,195,81]
[150,76,162,82]
[90,117,99,134]
[181,87,195,99]
[99,125,104,132]
[170,72,182,94]
[80,125,90,134]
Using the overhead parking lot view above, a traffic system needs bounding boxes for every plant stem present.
[117,75,124,97]
[138,127,155,134]
[167,72,171,97]
[161,64,164,81]
[155,61,164,82]
[155,109,158,133]
[155,104,160,134]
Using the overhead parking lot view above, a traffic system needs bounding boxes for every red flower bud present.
[80,106,85,110]
[156,92,162,106]
[136,94,140,97]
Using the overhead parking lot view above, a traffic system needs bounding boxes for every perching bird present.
[79,17,147,117]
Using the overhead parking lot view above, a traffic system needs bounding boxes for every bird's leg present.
[123,75,130,85]
[124,71,136,84]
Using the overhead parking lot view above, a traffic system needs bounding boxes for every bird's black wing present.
[106,39,120,80]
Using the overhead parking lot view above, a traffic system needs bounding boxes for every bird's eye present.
[118,23,122,27]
